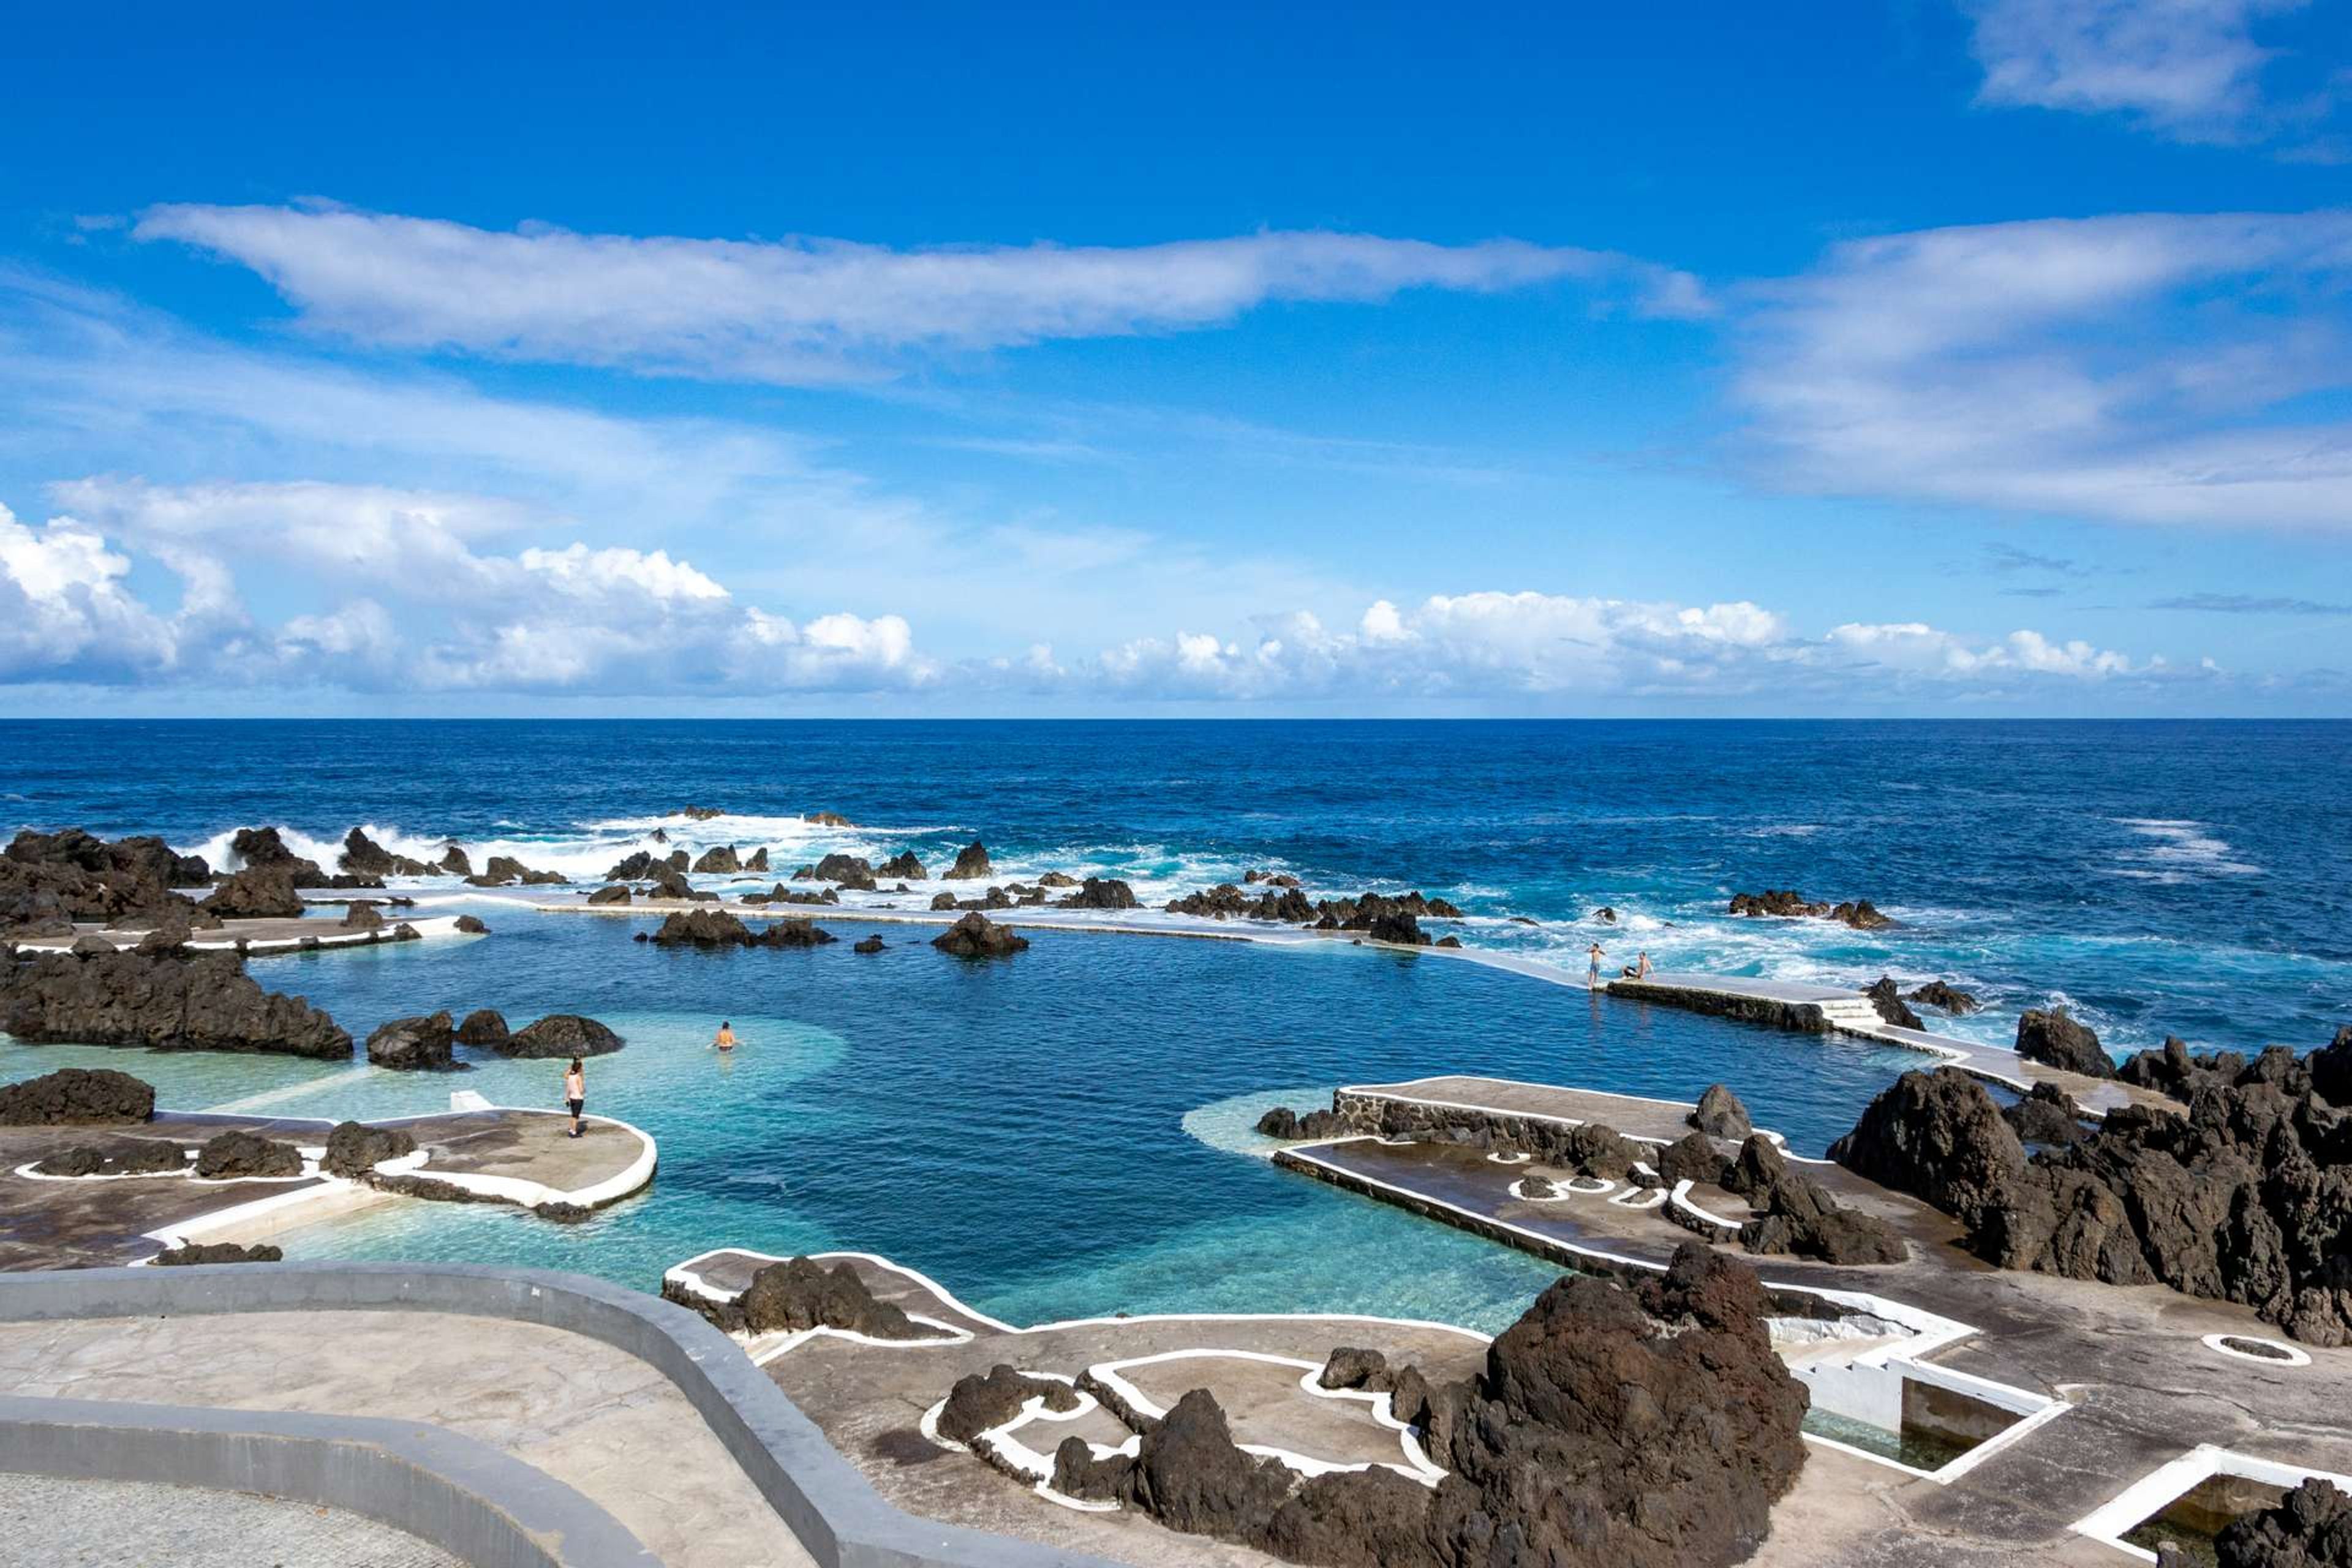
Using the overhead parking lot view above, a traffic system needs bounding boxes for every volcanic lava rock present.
[0,1066,156,1125]
[497,1014,624,1058]
[364,1011,456,1071]
[323,1120,418,1178]
[929,891,957,910]
[2001,1082,2083,1147]
[1865,976,1924,1030]
[1,827,212,932]
[1726,1136,1905,1265]
[1728,889,1830,918]
[1315,1347,1395,1392]
[668,1256,929,1340]
[691,845,742,874]
[0,949,350,1058]
[465,855,567,888]
[932,912,1027,958]
[454,1009,509,1046]
[603,850,681,882]
[1829,1068,2026,1229]
[200,864,306,919]
[2016,1006,2114,1078]
[937,1363,1083,1446]
[339,900,386,931]
[1308,891,1450,941]
[639,910,835,949]
[1659,1130,1731,1186]
[34,1138,189,1177]
[154,1241,283,1265]
[799,853,875,890]
[1058,877,1138,910]
[1255,1107,1301,1138]
[943,841,993,880]
[194,1129,304,1180]
[439,846,472,875]
[2216,1477,2352,1567]
[875,850,925,881]
[69,935,116,955]
[1692,1082,1753,1139]
[805,811,853,827]
[1036,870,1080,888]
[339,828,432,878]
[853,935,886,954]
[1909,980,1981,1015]
[454,914,489,934]
[1832,900,1893,930]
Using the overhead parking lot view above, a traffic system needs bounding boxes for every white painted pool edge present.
[2069,1445,2352,1562]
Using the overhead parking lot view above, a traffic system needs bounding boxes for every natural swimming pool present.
[0,911,1931,1332]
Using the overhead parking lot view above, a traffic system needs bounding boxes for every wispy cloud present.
[1959,0,2334,146]
[133,202,1711,384]
[1984,542,2090,575]
[2152,590,2352,612]
[1735,210,2352,531]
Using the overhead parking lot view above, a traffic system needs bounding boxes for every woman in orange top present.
[564,1058,586,1139]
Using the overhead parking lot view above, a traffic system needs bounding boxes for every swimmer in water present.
[714,1020,736,1052]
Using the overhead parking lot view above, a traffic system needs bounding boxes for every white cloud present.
[0,503,181,679]
[1735,211,2352,530]
[132,202,1709,383]
[1960,0,2318,143]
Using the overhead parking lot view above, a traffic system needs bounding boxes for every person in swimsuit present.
[1586,942,1605,989]
[1621,951,1653,979]
[564,1057,586,1138]
[714,1020,736,1052]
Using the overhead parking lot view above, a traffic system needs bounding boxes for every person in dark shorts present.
[564,1057,586,1138]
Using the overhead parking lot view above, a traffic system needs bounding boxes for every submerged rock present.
[853,935,886,954]
[1831,900,1893,930]
[2016,1006,2114,1078]
[496,1014,624,1058]
[464,854,568,888]
[0,949,350,1058]
[194,1129,304,1180]
[0,1066,156,1125]
[932,911,1028,958]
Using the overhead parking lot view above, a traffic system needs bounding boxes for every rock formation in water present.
[691,845,742,874]
[1052,1242,1807,1568]
[1728,889,1828,918]
[801,853,876,891]
[1832,1046,2352,1343]
[588,884,631,905]
[0,1066,156,1124]
[492,1014,624,1058]
[200,864,306,920]
[194,1129,304,1179]
[1164,883,1315,922]
[2015,1006,2114,1078]
[0,949,350,1058]
[1864,976,1924,1030]
[662,1256,930,1340]
[464,855,568,888]
[364,1011,457,1071]
[1254,1105,1347,1140]
[876,850,925,881]
[932,911,1028,958]
[943,841,993,881]
[1692,1083,1753,1139]
[339,828,432,878]
[853,935,885,954]
[323,1120,418,1178]
[454,1008,509,1046]
[1,827,213,935]
[639,910,835,949]
[2001,1082,2082,1146]
[1058,877,1139,910]
[1908,980,1981,1015]
[154,1240,284,1265]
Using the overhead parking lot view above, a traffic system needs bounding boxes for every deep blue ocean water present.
[1,719,2343,1329]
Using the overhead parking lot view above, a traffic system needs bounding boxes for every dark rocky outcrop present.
[1036,870,1080,888]
[1831,900,1892,930]
[1908,980,1981,1015]
[603,849,688,882]
[943,842,993,881]
[1728,889,1829,918]
[853,935,885,954]
[226,827,323,880]
[454,914,489,934]
[805,811,853,827]
[2016,1006,2114,1078]
[154,1240,283,1265]
[929,891,958,911]
[937,1363,1082,1446]
[691,845,742,874]
[339,828,433,878]
[439,846,472,876]
[364,1011,457,1071]
[1692,1083,1752,1140]
[0,949,350,1058]
[1058,877,1138,911]
[0,1067,155,1125]
[1828,1068,2026,1230]
[2,827,211,932]
[1254,1105,1348,1141]
[200,864,306,919]
[662,1256,930,1341]
[339,900,386,931]
[1724,1136,1905,1265]
[1165,883,1313,922]
[1056,1243,1806,1568]
[2002,1082,2083,1147]
[932,912,1028,958]
[639,910,835,949]
[194,1129,304,1180]
[34,1138,189,1177]
[2216,1478,2352,1568]
[1308,891,1459,939]
[1659,1130,1731,1186]
[1864,976,1924,1030]
[495,1014,624,1058]
[796,853,876,891]
[323,1120,418,1178]
[876,851,926,881]
[464,855,568,888]
[453,1009,509,1046]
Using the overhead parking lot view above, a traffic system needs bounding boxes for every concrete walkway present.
[0,1470,464,1568]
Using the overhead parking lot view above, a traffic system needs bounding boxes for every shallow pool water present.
[2,913,1930,1332]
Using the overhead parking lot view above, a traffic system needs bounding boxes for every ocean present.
[2,718,2343,1328]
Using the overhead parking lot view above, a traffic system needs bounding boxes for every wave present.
[2110,818,2262,880]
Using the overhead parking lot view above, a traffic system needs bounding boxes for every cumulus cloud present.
[1735,210,2352,530]
[0,503,182,680]
[1960,0,2322,143]
[132,203,1709,382]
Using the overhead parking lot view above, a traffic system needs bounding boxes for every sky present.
[2,0,2349,717]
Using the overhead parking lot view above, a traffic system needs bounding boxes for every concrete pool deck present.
[1262,1076,2352,1566]
[7,911,477,956]
[0,1102,655,1270]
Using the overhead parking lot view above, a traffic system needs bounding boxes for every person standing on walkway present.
[1587,941,1605,989]
[564,1057,586,1139]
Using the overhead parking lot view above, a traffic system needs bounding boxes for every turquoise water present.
[1,912,1924,1331]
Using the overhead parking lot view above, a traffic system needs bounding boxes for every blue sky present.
[2,0,2348,715]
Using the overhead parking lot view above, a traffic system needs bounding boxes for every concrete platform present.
[8,911,477,956]
[0,1102,655,1270]
[668,1248,1489,1566]
[1264,1076,2352,1566]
